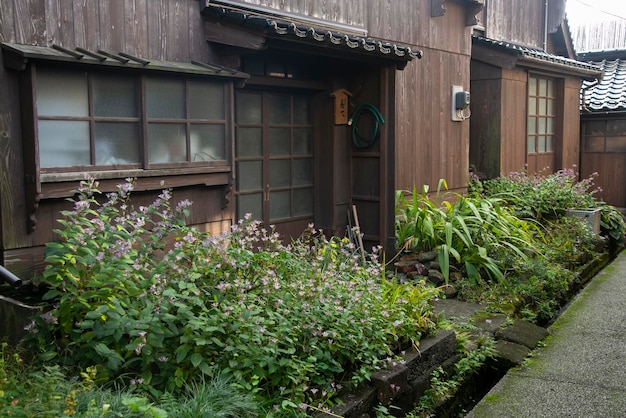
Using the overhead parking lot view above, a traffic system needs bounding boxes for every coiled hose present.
[349,104,385,150]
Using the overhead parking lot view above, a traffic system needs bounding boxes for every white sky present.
[566,0,626,26]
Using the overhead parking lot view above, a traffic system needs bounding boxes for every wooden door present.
[234,91,314,239]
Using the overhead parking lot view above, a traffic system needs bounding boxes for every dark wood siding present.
[485,0,545,49]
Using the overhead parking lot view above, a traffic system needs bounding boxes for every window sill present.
[39,166,231,199]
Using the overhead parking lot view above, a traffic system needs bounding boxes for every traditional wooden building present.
[468,1,602,178]
[0,0,593,282]
[578,49,626,208]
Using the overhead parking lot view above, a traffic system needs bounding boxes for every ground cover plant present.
[21,179,441,416]
[396,168,626,323]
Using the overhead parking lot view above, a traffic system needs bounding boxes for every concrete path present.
[467,250,626,418]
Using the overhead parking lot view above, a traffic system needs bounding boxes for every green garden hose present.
[349,104,385,150]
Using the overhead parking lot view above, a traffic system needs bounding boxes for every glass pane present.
[538,98,547,115]
[293,188,313,217]
[237,127,262,158]
[237,193,263,221]
[269,160,290,188]
[528,97,536,115]
[527,117,537,134]
[189,81,224,120]
[538,136,546,153]
[93,75,138,117]
[584,136,605,152]
[190,124,225,161]
[546,118,555,135]
[547,99,555,116]
[293,96,311,124]
[269,128,290,156]
[586,121,606,136]
[268,95,290,124]
[608,120,626,136]
[547,79,554,95]
[238,161,262,191]
[539,78,547,96]
[529,76,537,95]
[95,122,140,164]
[293,128,312,155]
[546,136,555,152]
[606,136,626,152]
[146,78,185,119]
[38,120,90,167]
[37,70,88,117]
[538,117,546,134]
[236,92,262,124]
[527,136,536,154]
[147,123,187,163]
[293,159,313,186]
[269,190,290,220]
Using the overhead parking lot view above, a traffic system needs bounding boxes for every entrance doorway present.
[234,91,314,239]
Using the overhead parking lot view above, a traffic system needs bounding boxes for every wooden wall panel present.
[499,68,528,175]
[561,78,582,169]
[486,0,544,49]
[580,153,626,208]
[395,47,470,193]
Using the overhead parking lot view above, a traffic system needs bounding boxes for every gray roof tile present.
[582,57,626,112]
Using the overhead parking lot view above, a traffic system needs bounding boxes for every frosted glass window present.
[528,98,536,115]
[293,96,311,124]
[584,136,604,152]
[293,128,312,155]
[547,118,554,135]
[269,160,290,188]
[528,117,536,135]
[538,136,546,153]
[527,138,536,154]
[93,76,138,117]
[539,79,547,96]
[269,190,290,220]
[95,123,140,164]
[236,93,262,124]
[268,95,290,124]
[237,128,262,158]
[189,81,224,120]
[538,98,547,115]
[546,136,554,152]
[293,159,313,186]
[547,99,555,116]
[146,79,185,119]
[269,128,290,156]
[37,71,88,117]
[147,123,187,163]
[190,124,225,161]
[607,137,626,152]
[529,76,537,95]
[538,118,546,134]
[608,120,626,135]
[293,188,313,217]
[39,120,90,167]
[238,161,262,191]
[238,194,263,221]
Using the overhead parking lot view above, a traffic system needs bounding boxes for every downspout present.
[543,0,549,52]
[0,265,22,287]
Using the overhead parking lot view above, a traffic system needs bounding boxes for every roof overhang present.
[201,0,422,70]
[1,42,249,80]
[472,36,602,80]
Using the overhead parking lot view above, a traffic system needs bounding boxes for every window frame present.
[527,73,557,155]
[18,62,237,199]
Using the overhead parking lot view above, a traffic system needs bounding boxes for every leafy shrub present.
[25,179,440,415]
[395,183,541,284]
[480,168,599,220]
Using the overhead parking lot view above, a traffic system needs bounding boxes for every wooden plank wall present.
[485,0,545,49]
[580,153,626,208]
[0,0,209,62]
[499,68,528,175]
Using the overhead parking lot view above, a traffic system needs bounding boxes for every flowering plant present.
[26,179,440,416]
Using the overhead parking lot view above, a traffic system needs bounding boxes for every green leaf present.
[190,352,203,368]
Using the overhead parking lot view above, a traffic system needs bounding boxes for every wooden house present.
[578,49,626,208]
[469,1,601,178]
[0,0,594,282]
